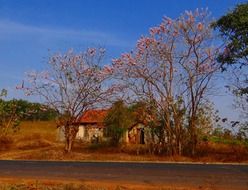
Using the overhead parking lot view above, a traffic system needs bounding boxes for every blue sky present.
[0,0,246,119]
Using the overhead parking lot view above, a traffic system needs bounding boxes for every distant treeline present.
[0,99,58,121]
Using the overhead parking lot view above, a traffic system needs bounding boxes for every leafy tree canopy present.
[104,100,135,145]
[213,3,248,67]
[214,3,248,120]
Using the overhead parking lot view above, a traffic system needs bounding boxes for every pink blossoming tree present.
[22,48,116,152]
[113,9,220,155]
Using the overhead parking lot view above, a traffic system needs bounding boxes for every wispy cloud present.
[0,19,132,48]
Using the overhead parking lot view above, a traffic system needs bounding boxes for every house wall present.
[127,123,150,144]
[76,126,85,139]
[56,126,65,142]
[57,123,154,145]
[76,124,105,143]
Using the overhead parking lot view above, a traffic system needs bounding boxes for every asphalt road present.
[0,160,247,189]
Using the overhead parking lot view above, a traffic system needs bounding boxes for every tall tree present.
[113,9,220,155]
[213,3,248,118]
[22,48,116,152]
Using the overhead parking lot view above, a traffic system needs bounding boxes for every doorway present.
[139,129,145,144]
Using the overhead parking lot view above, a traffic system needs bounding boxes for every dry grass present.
[0,136,13,151]
[0,178,215,190]
[0,121,247,163]
[195,142,248,162]
[0,121,61,160]
[14,121,57,141]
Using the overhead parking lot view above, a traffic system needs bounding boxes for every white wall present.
[76,125,85,139]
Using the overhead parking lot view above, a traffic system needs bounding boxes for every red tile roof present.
[78,109,108,124]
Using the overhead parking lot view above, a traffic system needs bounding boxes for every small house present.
[75,109,149,144]
[76,109,108,143]
[57,109,150,144]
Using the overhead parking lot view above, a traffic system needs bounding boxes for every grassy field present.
[0,121,247,163]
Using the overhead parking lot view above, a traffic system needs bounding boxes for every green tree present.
[104,100,134,146]
[214,3,248,138]
[213,3,248,68]
[0,90,22,137]
[213,3,248,96]
[14,100,58,121]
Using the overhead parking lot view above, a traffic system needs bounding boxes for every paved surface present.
[0,160,247,189]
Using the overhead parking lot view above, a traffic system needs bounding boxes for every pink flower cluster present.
[150,22,169,37]
[112,58,123,68]
[102,65,114,74]
[121,53,136,66]
[137,37,157,54]
[150,27,161,36]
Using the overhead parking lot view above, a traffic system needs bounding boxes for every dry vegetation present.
[0,121,247,163]
[0,178,219,190]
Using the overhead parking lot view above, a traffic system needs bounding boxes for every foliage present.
[236,122,248,142]
[196,102,219,139]
[104,100,135,146]
[211,118,248,146]
[214,3,248,122]
[0,99,20,135]
[0,89,56,146]
[213,3,248,67]
[0,90,22,137]
[129,100,159,127]
[12,99,57,121]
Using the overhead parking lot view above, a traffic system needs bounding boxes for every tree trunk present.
[178,140,182,155]
[175,135,182,156]
[65,138,69,152]
[174,120,181,156]
[64,137,74,153]
[165,112,173,156]
[189,117,197,156]
[64,125,79,153]
[68,138,73,152]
